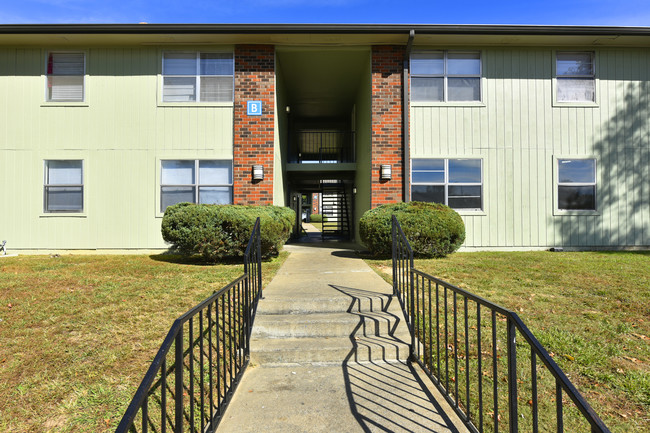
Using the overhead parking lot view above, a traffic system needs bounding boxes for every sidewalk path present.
[217,242,467,433]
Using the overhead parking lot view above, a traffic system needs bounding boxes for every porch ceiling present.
[276,47,370,119]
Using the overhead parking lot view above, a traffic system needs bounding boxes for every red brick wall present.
[312,193,319,214]
[233,45,275,205]
[371,46,404,207]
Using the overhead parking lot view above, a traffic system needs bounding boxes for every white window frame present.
[411,158,483,212]
[553,51,597,106]
[44,51,86,104]
[160,51,234,104]
[43,159,84,214]
[554,157,598,215]
[410,50,483,104]
[160,159,233,213]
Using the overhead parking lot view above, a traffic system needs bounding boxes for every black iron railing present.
[115,218,263,433]
[391,215,610,433]
[291,130,355,163]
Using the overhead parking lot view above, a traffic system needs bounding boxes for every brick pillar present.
[312,193,319,214]
[371,46,404,207]
[233,45,275,205]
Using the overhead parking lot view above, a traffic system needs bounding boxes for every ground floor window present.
[161,160,233,212]
[411,158,482,210]
[557,158,596,210]
[44,160,84,212]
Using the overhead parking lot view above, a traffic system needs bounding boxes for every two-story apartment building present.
[1,24,649,250]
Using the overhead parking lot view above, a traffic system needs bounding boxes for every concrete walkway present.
[217,240,467,433]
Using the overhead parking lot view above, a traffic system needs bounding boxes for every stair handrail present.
[115,218,263,433]
[391,215,610,433]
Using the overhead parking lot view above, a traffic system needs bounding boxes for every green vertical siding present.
[411,47,650,248]
[0,46,234,249]
[353,52,372,241]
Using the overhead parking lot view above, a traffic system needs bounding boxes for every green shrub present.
[161,203,295,262]
[309,214,323,223]
[359,202,465,258]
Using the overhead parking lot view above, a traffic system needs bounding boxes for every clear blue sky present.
[1,0,650,26]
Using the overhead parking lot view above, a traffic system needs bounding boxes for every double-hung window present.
[557,158,596,211]
[411,51,481,102]
[46,52,85,102]
[556,52,595,103]
[161,160,233,212]
[411,158,483,210]
[44,160,84,213]
[162,52,234,103]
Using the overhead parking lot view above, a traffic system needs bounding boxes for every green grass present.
[365,251,650,433]
[0,252,288,433]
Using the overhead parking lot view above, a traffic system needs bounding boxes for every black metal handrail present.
[291,130,355,163]
[116,217,262,433]
[391,215,610,433]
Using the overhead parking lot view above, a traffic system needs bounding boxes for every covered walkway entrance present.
[275,47,373,241]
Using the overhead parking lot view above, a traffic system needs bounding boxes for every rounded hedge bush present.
[359,202,465,258]
[161,203,295,262]
[309,214,323,223]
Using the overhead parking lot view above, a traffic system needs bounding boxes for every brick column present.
[312,193,319,214]
[371,46,404,207]
[233,45,275,205]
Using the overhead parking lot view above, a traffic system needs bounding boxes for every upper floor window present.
[44,160,83,213]
[411,158,483,210]
[162,52,234,103]
[557,158,596,211]
[46,52,85,102]
[161,160,233,212]
[556,52,595,103]
[411,51,481,102]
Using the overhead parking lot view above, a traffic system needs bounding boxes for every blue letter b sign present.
[247,101,262,116]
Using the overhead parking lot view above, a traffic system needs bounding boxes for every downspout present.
[403,30,415,202]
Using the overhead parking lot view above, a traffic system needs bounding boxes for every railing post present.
[256,219,262,302]
[244,254,251,358]
[175,330,184,433]
[507,317,518,433]
[392,216,397,296]
[243,231,251,358]
[408,236,416,362]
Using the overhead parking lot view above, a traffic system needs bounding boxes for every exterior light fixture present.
[252,164,264,181]
[380,164,392,180]
[352,187,357,194]
[285,105,291,114]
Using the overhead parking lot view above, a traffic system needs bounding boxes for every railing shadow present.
[330,284,463,433]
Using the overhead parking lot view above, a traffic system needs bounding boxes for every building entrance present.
[275,46,372,241]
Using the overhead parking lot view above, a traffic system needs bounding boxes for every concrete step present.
[250,335,411,364]
[257,292,396,315]
[251,310,406,339]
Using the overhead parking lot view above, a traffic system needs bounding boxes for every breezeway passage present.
[217,241,467,433]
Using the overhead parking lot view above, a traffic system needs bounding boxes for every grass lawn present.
[0,252,288,433]
[365,251,650,433]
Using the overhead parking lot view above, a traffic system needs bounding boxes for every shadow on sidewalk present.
[332,284,462,433]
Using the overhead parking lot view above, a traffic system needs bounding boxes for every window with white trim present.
[557,158,596,211]
[161,160,233,212]
[411,51,481,102]
[44,160,83,212]
[162,52,234,103]
[556,52,595,103]
[46,52,85,102]
[411,158,482,210]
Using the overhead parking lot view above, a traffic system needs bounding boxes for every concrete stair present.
[249,285,412,365]
[218,244,467,433]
